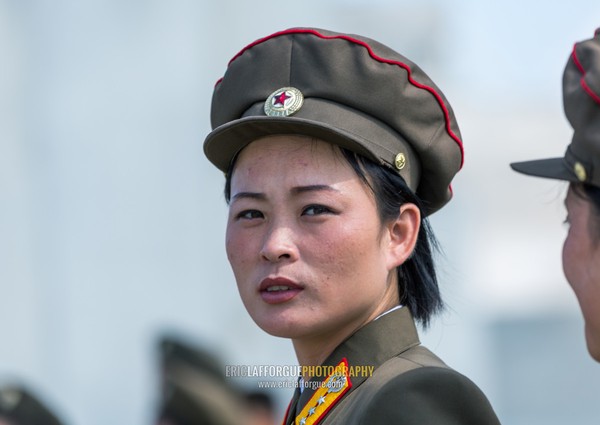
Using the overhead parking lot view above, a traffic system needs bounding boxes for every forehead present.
[232,134,350,177]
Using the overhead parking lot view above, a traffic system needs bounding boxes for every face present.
[225,135,401,344]
[562,185,600,361]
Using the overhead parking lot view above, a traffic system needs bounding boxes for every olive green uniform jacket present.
[283,307,501,425]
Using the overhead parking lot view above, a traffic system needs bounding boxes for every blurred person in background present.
[154,335,244,425]
[511,28,600,362]
[203,27,501,424]
[243,391,276,425]
[0,384,64,425]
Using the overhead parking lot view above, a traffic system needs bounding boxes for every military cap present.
[0,385,64,425]
[157,336,244,425]
[203,27,464,215]
[511,28,600,187]
[160,336,225,383]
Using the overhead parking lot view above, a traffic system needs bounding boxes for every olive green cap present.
[0,385,64,425]
[157,336,244,425]
[511,28,600,188]
[203,27,464,215]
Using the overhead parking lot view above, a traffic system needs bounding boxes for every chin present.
[257,323,304,339]
[251,310,318,339]
[585,328,600,362]
[588,346,600,363]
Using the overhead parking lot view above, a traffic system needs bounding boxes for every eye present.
[302,204,334,216]
[236,209,264,220]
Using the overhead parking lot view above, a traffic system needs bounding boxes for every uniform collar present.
[284,307,420,425]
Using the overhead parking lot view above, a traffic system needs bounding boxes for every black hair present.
[224,146,443,328]
[572,182,600,241]
[338,149,442,328]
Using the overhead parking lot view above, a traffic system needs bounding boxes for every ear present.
[384,203,421,271]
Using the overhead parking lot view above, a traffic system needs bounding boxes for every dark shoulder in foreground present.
[363,365,501,425]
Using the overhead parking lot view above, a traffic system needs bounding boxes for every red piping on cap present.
[572,43,600,106]
[218,28,465,168]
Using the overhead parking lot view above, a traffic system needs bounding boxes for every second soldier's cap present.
[203,27,464,215]
[157,336,244,425]
[511,28,600,187]
[0,385,64,425]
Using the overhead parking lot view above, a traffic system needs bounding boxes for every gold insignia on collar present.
[295,359,352,425]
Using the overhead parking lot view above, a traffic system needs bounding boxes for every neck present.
[292,305,397,381]
[293,335,344,381]
[292,282,401,380]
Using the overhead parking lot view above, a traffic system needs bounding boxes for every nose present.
[260,223,298,263]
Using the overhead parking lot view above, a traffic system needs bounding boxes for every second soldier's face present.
[562,185,600,362]
[226,135,400,344]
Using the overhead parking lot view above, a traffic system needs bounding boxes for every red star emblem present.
[273,91,290,106]
[264,87,304,117]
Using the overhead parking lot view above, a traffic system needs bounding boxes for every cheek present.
[300,231,353,286]
[562,233,577,288]
[561,236,569,272]
[315,225,383,277]
[225,226,252,272]
[224,226,236,262]
[225,229,256,301]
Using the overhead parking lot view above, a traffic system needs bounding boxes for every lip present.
[259,277,303,304]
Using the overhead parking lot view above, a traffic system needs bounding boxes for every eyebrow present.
[230,184,339,202]
[230,192,266,202]
[291,184,339,195]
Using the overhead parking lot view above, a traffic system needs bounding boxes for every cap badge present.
[394,153,406,170]
[574,162,587,182]
[264,87,304,117]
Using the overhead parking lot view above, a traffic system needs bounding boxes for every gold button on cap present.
[395,153,406,170]
[574,162,587,181]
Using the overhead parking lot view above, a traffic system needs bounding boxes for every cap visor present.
[204,97,416,176]
[510,157,576,182]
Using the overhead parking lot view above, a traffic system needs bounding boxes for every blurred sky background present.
[1,1,600,424]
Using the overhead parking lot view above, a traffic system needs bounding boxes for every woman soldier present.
[511,29,600,362]
[204,28,501,425]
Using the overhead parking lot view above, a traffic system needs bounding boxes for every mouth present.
[265,285,293,292]
[259,277,303,304]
